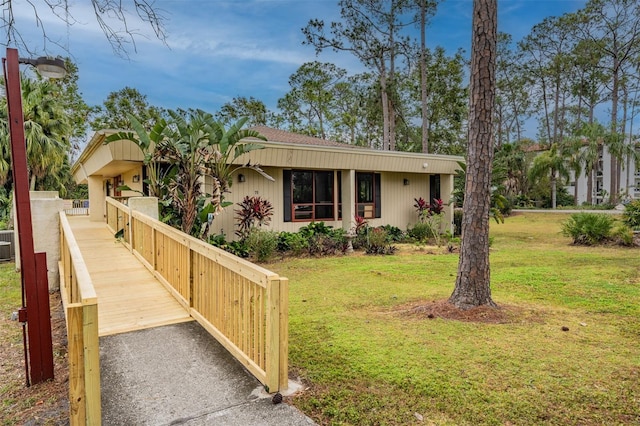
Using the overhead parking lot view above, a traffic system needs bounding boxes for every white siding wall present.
[208,168,453,240]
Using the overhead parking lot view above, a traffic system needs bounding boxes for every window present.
[356,172,381,219]
[284,170,336,221]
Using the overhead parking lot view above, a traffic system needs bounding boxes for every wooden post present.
[279,278,289,391]
[265,278,280,392]
[67,303,86,425]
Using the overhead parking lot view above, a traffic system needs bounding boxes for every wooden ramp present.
[67,216,192,336]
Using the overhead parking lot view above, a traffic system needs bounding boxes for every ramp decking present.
[67,216,192,336]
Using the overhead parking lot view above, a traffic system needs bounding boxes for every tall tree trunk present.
[610,54,620,203]
[587,168,593,205]
[420,0,429,153]
[449,0,497,310]
[381,72,390,150]
[389,15,397,152]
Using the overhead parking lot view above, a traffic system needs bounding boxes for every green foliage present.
[1,75,72,192]
[407,222,432,242]
[90,86,164,131]
[308,229,346,256]
[611,224,634,247]
[377,225,404,242]
[364,228,397,255]
[207,233,249,258]
[298,222,334,238]
[561,213,615,245]
[245,229,279,262]
[277,232,309,256]
[622,199,640,230]
[234,196,274,238]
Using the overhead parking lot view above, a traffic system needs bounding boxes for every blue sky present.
[9,0,587,130]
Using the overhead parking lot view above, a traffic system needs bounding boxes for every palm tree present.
[0,75,71,190]
[529,142,571,208]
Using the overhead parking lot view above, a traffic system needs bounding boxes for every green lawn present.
[269,212,640,425]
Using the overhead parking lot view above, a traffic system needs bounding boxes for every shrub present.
[235,195,274,239]
[408,222,431,242]
[365,228,397,255]
[308,232,345,256]
[622,200,640,230]
[299,221,334,238]
[561,213,615,245]
[207,233,249,258]
[245,229,279,262]
[378,225,405,242]
[612,224,634,246]
[277,231,309,256]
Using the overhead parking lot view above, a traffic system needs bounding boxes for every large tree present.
[303,0,413,151]
[277,61,347,139]
[0,74,71,191]
[215,96,271,127]
[577,0,640,203]
[90,86,164,131]
[449,0,497,310]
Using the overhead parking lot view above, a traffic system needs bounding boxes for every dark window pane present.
[315,205,334,219]
[294,205,313,220]
[315,172,334,203]
[293,172,313,203]
[357,173,373,203]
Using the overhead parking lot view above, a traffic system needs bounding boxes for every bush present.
[612,224,634,246]
[378,225,405,242]
[277,232,309,256]
[207,233,249,258]
[561,213,615,245]
[308,232,345,256]
[365,228,397,255]
[622,200,640,230]
[235,196,274,239]
[245,229,279,262]
[299,222,334,238]
[408,222,432,242]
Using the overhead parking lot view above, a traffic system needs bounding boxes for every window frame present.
[285,169,337,222]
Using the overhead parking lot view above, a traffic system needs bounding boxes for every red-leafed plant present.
[430,198,444,215]
[235,195,274,238]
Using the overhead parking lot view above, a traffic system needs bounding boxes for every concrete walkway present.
[100,321,314,425]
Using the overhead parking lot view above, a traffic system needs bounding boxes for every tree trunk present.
[449,0,497,310]
[420,0,429,153]
[610,53,620,203]
[381,72,390,151]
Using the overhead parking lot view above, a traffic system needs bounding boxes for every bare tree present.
[1,0,167,57]
[449,0,497,310]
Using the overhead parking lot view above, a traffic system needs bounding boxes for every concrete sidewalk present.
[100,321,314,425]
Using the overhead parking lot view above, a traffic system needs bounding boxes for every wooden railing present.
[106,197,130,245]
[105,197,289,392]
[59,212,101,425]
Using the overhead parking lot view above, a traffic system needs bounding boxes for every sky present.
[6,0,588,134]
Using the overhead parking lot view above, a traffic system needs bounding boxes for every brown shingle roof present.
[248,126,361,149]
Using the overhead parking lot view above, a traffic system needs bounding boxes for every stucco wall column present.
[440,173,455,233]
[88,175,105,222]
[342,169,356,232]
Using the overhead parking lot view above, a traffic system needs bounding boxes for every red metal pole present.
[3,48,54,385]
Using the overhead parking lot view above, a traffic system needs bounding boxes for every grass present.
[269,212,640,425]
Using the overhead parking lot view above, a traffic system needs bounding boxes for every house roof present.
[72,125,465,184]
[248,126,362,149]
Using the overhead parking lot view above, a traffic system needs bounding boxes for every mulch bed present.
[1,291,69,425]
